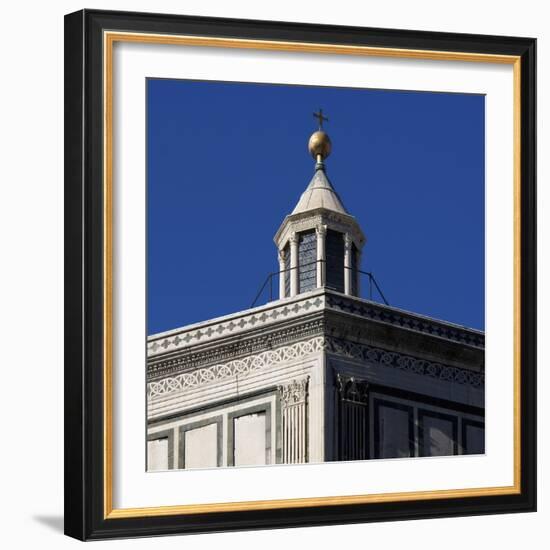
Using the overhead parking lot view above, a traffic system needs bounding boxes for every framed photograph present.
[64,9,536,540]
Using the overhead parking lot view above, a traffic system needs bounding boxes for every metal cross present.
[313,108,329,129]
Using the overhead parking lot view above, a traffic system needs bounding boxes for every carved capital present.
[289,232,299,246]
[279,377,309,406]
[335,373,368,404]
[343,232,353,251]
[315,224,327,238]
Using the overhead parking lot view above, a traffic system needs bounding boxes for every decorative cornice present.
[147,334,484,400]
[147,294,325,357]
[147,290,483,364]
[148,319,325,380]
[274,209,365,252]
[325,293,484,349]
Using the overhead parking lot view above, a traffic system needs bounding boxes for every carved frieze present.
[148,337,324,398]
[326,337,484,387]
[148,334,484,401]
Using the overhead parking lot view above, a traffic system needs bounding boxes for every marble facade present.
[146,122,484,470]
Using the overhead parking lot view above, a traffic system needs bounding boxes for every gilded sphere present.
[308,130,332,160]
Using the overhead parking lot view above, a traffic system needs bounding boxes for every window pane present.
[234,412,267,466]
[421,414,456,456]
[147,437,169,471]
[298,231,317,293]
[184,423,218,469]
[326,229,344,292]
[377,404,412,458]
[464,423,485,455]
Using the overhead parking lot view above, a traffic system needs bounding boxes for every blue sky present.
[147,79,485,335]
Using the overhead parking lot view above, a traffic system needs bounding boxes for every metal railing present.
[250,260,389,308]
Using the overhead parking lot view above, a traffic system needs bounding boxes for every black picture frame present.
[64,9,536,541]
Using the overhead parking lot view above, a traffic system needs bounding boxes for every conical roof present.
[291,168,348,215]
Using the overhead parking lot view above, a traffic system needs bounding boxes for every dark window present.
[418,410,458,457]
[326,229,344,293]
[298,231,317,293]
[283,243,291,297]
[374,399,415,459]
[462,420,485,455]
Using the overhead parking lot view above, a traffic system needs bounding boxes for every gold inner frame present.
[103,31,522,519]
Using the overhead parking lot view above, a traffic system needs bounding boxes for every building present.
[146,116,485,471]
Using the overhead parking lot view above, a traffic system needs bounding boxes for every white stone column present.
[315,225,327,288]
[279,377,309,464]
[289,232,299,297]
[335,374,369,461]
[278,249,286,299]
[344,233,352,295]
[356,249,362,298]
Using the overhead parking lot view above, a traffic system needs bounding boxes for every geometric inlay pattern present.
[148,337,324,398]
[148,335,484,399]
[147,295,325,356]
[325,338,484,388]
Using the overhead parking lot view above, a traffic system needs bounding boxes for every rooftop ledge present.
[147,288,484,358]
